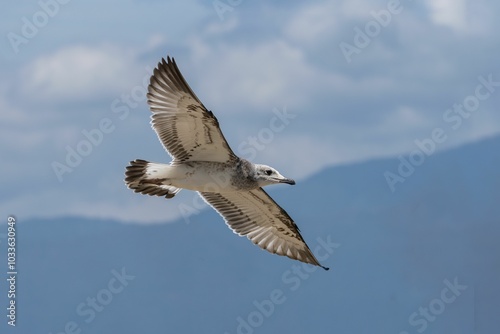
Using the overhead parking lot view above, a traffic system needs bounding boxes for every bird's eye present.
[265,169,273,176]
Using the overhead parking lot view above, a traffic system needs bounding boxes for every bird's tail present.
[125,159,181,199]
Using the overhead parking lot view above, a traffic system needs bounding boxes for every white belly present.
[167,162,239,192]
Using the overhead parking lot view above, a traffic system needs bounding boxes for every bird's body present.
[127,159,259,193]
[125,56,328,270]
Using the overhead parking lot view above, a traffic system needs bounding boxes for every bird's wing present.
[199,188,328,269]
[147,57,237,163]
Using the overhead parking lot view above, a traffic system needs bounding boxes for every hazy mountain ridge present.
[1,135,499,333]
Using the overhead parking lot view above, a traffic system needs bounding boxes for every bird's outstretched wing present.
[147,57,237,163]
[199,188,328,269]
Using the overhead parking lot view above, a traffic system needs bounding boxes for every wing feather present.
[147,57,237,163]
[199,189,328,269]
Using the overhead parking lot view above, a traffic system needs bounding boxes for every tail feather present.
[125,159,181,199]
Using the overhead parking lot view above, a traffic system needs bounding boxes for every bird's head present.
[254,164,295,187]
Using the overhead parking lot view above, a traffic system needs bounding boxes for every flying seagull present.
[125,56,328,270]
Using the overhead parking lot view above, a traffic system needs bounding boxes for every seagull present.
[125,56,328,270]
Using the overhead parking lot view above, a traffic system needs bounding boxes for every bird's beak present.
[279,178,295,185]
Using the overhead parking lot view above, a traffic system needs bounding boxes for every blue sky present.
[1,0,499,222]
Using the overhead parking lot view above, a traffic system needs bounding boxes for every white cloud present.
[253,130,408,182]
[0,86,53,152]
[442,107,500,149]
[284,1,339,44]
[377,106,432,135]
[204,16,239,35]
[145,34,168,51]
[425,0,467,31]
[21,44,144,102]
[187,38,331,112]
[64,196,186,224]
[254,134,339,180]
[0,186,192,224]
[0,87,29,125]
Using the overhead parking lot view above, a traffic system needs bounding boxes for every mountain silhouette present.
[1,135,498,333]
